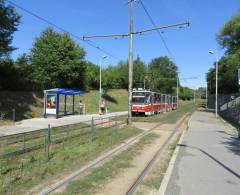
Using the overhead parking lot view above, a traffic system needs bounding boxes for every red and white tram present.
[131,88,177,116]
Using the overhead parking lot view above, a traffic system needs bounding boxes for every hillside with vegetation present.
[0,89,128,122]
[207,11,240,95]
[0,0,194,123]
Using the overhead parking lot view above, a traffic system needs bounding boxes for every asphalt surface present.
[165,111,240,195]
[0,111,127,136]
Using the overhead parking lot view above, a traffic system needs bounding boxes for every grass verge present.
[135,133,181,194]
[56,133,159,195]
[0,125,141,194]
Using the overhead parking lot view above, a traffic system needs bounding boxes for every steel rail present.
[125,114,189,195]
[40,115,175,194]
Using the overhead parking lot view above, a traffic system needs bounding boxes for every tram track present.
[125,114,189,195]
[39,117,163,194]
[39,114,189,195]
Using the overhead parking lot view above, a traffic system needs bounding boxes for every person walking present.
[100,100,106,115]
[79,100,84,115]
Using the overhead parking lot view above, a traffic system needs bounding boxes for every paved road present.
[0,111,127,137]
[165,111,240,195]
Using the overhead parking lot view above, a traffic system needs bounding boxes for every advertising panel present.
[46,94,57,114]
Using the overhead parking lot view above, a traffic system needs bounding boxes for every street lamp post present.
[206,81,208,109]
[177,72,179,108]
[209,50,218,118]
[99,56,107,113]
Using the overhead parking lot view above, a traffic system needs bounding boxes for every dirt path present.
[95,120,184,195]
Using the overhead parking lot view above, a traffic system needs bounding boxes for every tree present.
[113,57,147,89]
[30,27,86,89]
[148,56,178,94]
[196,87,206,99]
[207,11,240,95]
[118,60,129,89]
[207,54,240,94]
[217,11,240,54]
[179,87,193,100]
[85,61,99,89]
[0,0,20,58]
[102,66,121,89]
[0,58,16,90]
[14,53,35,90]
[133,56,147,88]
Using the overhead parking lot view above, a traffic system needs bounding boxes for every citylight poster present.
[46,94,57,114]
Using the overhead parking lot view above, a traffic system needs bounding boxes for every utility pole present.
[206,82,208,109]
[128,0,134,124]
[83,5,190,124]
[99,56,107,113]
[177,72,179,108]
[209,50,218,118]
[215,59,218,117]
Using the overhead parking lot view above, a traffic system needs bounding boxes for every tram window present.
[133,92,145,96]
[132,97,145,104]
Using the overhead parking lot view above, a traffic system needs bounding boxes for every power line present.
[83,21,190,40]
[5,0,121,61]
[139,0,176,62]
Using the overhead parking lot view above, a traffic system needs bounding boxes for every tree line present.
[0,0,194,99]
[207,11,240,95]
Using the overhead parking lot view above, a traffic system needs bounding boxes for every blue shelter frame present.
[43,88,88,118]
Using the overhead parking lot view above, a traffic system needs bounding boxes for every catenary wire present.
[5,0,121,61]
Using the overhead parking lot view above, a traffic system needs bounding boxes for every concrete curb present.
[157,115,192,195]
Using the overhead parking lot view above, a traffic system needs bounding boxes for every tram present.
[131,88,177,116]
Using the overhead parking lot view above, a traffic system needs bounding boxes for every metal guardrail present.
[0,115,126,159]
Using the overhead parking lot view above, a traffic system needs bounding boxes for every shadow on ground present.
[178,143,240,180]
[220,136,240,156]
[0,91,43,121]
[103,93,118,104]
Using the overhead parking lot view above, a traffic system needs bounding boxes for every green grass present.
[136,134,181,194]
[57,133,159,195]
[0,123,89,156]
[0,89,128,124]
[0,125,142,194]
[132,101,196,123]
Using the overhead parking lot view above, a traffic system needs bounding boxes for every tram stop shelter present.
[43,88,88,118]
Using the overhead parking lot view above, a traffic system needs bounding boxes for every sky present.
[8,0,240,89]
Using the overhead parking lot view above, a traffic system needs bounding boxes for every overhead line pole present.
[177,72,179,108]
[83,7,190,125]
[128,0,134,124]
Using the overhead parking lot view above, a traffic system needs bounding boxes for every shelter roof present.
[44,88,88,95]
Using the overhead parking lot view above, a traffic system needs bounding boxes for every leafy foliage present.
[0,0,20,58]
[29,27,86,89]
[179,86,193,100]
[207,11,240,94]
[0,58,16,90]
[217,11,240,54]
[148,56,178,94]
[85,61,100,90]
